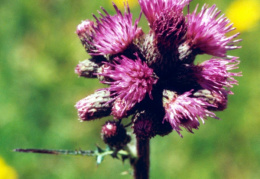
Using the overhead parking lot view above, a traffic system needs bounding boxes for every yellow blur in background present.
[0,157,17,179]
[226,0,260,32]
[110,0,139,9]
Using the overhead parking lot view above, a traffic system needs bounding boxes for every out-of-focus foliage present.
[0,0,259,178]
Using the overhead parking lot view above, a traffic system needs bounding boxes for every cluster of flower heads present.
[75,0,241,140]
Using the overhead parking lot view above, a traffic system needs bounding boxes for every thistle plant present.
[74,0,241,178]
[15,0,241,178]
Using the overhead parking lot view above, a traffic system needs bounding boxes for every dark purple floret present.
[138,0,191,27]
[153,9,187,51]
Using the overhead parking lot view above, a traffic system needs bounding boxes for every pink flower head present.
[163,90,217,137]
[139,0,191,26]
[194,57,241,94]
[186,4,241,57]
[100,55,158,119]
[89,3,141,56]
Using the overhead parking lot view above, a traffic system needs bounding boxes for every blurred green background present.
[0,0,259,178]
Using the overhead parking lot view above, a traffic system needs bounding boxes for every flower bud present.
[76,20,94,39]
[76,20,96,53]
[133,111,154,139]
[133,110,172,139]
[101,121,131,149]
[75,59,99,78]
[75,89,112,121]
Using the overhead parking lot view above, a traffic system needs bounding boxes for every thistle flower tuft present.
[138,0,191,26]
[89,3,141,56]
[100,55,158,119]
[186,4,241,57]
[194,57,241,94]
[163,90,218,137]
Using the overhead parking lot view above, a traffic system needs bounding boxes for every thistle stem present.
[133,137,150,179]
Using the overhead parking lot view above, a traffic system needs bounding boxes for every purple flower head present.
[89,3,141,56]
[194,57,241,94]
[75,1,241,138]
[138,0,192,26]
[100,55,158,119]
[186,4,241,57]
[163,90,218,137]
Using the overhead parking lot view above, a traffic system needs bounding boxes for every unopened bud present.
[76,20,96,53]
[75,59,99,78]
[133,111,154,139]
[133,110,172,139]
[76,20,95,40]
[75,89,112,121]
[101,121,131,149]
